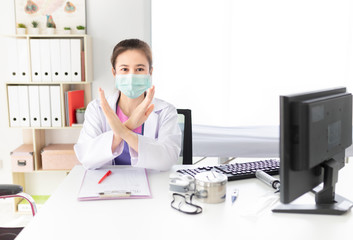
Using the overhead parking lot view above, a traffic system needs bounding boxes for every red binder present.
[66,90,84,126]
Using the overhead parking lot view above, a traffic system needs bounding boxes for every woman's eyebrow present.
[135,64,146,67]
[118,64,129,68]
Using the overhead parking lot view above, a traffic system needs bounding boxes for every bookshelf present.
[4,34,93,212]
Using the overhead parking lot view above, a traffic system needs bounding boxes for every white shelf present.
[4,34,92,213]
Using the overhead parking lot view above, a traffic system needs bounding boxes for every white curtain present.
[152,0,353,126]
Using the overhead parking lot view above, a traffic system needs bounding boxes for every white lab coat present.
[74,91,181,171]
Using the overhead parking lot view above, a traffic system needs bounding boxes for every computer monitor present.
[272,87,353,215]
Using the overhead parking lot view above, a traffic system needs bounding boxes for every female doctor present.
[74,39,181,171]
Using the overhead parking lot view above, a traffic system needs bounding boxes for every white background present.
[152,0,353,126]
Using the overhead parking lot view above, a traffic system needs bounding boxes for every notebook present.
[78,167,152,201]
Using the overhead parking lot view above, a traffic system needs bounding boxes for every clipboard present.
[77,167,152,201]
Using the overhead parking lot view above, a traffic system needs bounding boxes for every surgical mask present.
[115,74,152,99]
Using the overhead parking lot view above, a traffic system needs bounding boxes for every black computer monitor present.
[272,87,353,215]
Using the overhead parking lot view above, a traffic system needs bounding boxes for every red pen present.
[98,170,112,184]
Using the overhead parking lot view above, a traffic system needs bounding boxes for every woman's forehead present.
[116,49,149,66]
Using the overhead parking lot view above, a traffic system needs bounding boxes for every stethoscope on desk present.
[169,173,203,215]
[171,193,202,215]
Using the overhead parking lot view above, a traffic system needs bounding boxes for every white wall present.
[0,0,151,192]
[152,0,353,126]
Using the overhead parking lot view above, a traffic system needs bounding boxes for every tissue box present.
[41,144,80,170]
[11,144,34,172]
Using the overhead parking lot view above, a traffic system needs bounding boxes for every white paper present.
[78,167,151,200]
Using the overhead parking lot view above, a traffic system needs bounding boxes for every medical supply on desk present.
[231,189,239,205]
[171,193,202,215]
[194,171,227,203]
[255,170,280,192]
[169,171,227,214]
[169,172,195,193]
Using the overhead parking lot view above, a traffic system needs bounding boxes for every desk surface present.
[17,162,353,240]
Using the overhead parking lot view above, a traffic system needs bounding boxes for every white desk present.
[17,163,353,240]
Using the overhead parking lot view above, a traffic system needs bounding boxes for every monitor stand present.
[272,158,353,215]
[272,193,353,215]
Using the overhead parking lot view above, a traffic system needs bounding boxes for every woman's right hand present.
[126,86,155,130]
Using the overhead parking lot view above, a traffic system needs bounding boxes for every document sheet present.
[78,167,151,201]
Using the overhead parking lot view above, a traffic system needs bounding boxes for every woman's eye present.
[137,68,145,72]
[121,68,128,72]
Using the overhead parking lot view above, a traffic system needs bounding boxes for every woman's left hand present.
[125,85,155,130]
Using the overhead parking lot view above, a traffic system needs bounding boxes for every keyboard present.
[177,159,280,181]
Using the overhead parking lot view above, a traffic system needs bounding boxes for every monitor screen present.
[273,87,353,215]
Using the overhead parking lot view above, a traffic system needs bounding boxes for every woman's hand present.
[99,88,122,132]
[125,86,155,130]
[98,87,154,152]
[99,88,128,151]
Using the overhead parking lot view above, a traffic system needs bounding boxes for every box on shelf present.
[41,144,80,170]
[11,144,34,172]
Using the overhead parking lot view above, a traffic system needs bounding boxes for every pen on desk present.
[98,170,112,184]
[231,189,239,204]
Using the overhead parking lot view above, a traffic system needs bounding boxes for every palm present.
[98,88,121,129]
[127,86,155,129]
